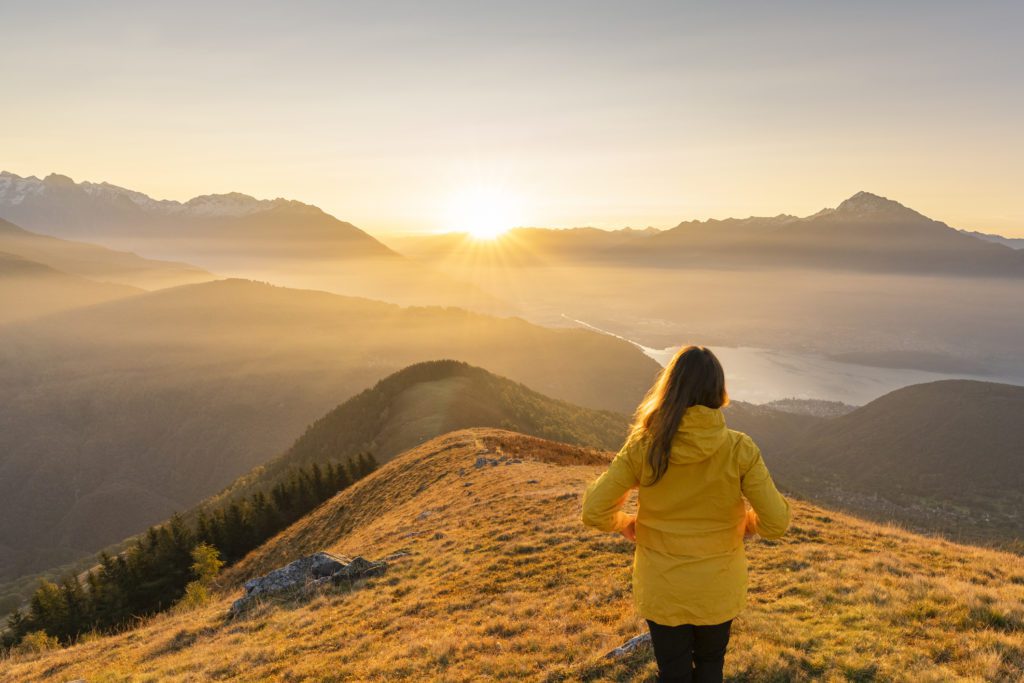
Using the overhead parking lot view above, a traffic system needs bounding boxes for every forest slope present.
[774,380,1024,550]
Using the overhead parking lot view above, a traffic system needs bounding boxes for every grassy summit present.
[4,429,1021,681]
[212,358,630,506]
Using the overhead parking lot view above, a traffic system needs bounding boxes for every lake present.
[565,317,1023,405]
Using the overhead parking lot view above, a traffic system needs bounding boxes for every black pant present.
[645,618,732,683]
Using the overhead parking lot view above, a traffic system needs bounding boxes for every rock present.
[310,553,347,578]
[400,530,427,539]
[381,550,411,562]
[604,633,652,658]
[329,556,387,585]
[230,551,387,616]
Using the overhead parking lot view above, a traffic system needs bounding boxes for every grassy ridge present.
[4,429,1021,681]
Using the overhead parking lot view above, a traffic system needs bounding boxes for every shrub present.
[14,630,58,655]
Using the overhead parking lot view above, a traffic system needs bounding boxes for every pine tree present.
[57,577,88,642]
[28,581,66,642]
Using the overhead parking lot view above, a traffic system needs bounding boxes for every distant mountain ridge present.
[0,171,518,313]
[0,172,290,219]
[960,228,1024,249]
[0,170,396,262]
[0,171,348,228]
[634,191,1024,276]
[385,225,665,266]
[0,217,213,291]
[0,248,143,323]
[393,191,1024,277]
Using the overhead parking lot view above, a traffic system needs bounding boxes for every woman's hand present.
[619,515,637,542]
[744,508,758,539]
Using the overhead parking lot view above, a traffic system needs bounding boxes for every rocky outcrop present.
[229,552,388,616]
[603,633,651,658]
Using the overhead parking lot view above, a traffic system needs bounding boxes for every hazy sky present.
[4,1,1022,236]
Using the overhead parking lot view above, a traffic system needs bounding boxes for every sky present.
[3,1,1022,236]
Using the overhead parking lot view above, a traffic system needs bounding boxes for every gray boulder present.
[230,551,387,616]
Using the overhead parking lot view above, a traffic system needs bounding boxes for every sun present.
[446,185,523,240]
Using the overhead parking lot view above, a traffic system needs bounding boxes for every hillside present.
[0,360,802,622]
[0,251,142,323]
[0,280,659,582]
[4,429,1021,681]
[213,360,630,506]
[773,380,1024,550]
[203,358,818,521]
[0,217,214,290]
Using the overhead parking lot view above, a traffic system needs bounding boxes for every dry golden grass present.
[3,428,1022,682]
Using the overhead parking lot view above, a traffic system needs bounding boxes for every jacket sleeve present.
[740,438,791,539]
[581,436,642,533]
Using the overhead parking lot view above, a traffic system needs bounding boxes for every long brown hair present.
[628,345,728,485]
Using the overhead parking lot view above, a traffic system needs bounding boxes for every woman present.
[581,345,790,683]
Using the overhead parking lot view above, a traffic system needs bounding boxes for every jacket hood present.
[668,405,729,464]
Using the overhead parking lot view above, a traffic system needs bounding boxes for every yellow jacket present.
[581,405,790,626]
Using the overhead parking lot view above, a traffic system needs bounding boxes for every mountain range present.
[393,191,1024,277]
[0,171,511,313]
[0,171,393,259]
[961,229,1024,249]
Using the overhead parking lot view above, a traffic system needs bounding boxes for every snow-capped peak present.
[0,170,300,218]
[831,191,925,220]
[180,192,282,217]
[0,171,47,206]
